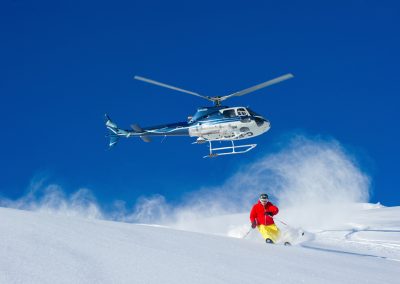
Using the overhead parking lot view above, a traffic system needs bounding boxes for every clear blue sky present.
[1,1,399,206]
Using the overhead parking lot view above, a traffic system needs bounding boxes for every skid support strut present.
[204,140,257,158]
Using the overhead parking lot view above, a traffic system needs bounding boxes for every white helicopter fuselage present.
[188,106,271,141]
[189,119,270,141]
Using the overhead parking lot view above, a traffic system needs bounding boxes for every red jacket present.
[250,201,279,226]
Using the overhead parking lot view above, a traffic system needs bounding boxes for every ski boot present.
[265,238,274,244]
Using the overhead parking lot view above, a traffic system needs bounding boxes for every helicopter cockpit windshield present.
[246,108,262,117]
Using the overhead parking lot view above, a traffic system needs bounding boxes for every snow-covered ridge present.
[0,204,399,284]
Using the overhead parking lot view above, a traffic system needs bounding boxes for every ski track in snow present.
[300,228,400,262]
[295,206,400,262]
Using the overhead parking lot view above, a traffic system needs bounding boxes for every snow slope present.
[0,204,399,284]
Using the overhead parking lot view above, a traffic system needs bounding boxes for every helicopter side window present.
[237,108,248,116]
[222,109,236,118]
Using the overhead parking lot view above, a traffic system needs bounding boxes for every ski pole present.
[276,219,289,227]
[242,226,253,239]
[274,217,293,227]
[274,218,290,229]
[275,218,305,236]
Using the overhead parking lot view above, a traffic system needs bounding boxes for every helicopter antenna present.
[134,76,214,103]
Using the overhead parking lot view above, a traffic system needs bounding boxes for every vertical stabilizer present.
[105,114,124,147]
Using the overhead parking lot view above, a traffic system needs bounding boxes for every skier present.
[250,193,280,244]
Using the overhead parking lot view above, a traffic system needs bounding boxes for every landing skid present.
[204,140,257,158]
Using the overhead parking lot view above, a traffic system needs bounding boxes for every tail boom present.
[105,115,151,147]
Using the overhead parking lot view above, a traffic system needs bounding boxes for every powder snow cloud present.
[0,134,371,232]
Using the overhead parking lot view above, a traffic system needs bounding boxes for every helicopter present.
[105,73,293,158]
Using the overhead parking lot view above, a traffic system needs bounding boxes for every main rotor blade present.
[134,75,211,101]
[221,73,294,101]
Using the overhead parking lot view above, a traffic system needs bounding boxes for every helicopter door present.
[222,109,236,118]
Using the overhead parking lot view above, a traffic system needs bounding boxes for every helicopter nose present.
[255,117,271,132]
[264,119,271,130]
[255,117,268,127]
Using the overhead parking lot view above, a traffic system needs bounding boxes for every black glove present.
[265,211,273,217]
[251,221,257,229]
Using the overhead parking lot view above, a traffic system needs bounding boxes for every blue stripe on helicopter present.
[196,117,244,125]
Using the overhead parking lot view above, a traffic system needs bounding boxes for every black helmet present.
[259,193,269,202]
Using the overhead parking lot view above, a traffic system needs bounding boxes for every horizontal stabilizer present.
[131,124,144,132]
[140,136,152,143]
[105,115,151,145]
[132,123,150,142]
